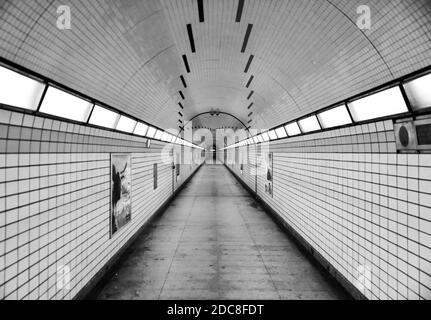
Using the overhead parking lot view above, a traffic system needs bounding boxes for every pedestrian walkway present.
[95,165,348,300]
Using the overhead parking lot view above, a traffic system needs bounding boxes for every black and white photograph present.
[111,154,132,236]
[264,152,273,197]
[0,0,431,312]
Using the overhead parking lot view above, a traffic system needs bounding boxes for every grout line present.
[157,181,198,299]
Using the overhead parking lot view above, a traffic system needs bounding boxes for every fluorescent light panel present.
[318,105,352,129]
[134,122,149,136]
[298,115,321,133]
[348,86,408,122]
[268,130,278,140]
[116,115,137,133]
[147,126,156,138]
[154,130,163,140]
[89,105,119,129]
[0,65,46,111]
[262,132,270,141]
[40,86,93,122]
[284,122,301,136]
[160,132,168,141]
[275,127,287,139]
[403,73,431,111]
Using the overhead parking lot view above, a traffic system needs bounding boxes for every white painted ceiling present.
[0,0,430,132]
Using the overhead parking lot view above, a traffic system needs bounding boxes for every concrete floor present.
[96,165,349,300]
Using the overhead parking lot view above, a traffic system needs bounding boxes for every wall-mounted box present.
[395,115,431,152]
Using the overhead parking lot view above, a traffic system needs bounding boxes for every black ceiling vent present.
[178,102,184,109]
[197,0,204,22]
[236,0,245,23]
[248,112,253,117]
[246,75,254,88]
[247,91,254,100]
[182,55,191,73]
[179,119,183,124]
[179,91,185,100]
[178,112,183,117]
[247,102,254,109]
[244,55,254,73]
[248,119,252,124]
[241,24,253,53]
[187,24,196,53]
[180,75,187,88]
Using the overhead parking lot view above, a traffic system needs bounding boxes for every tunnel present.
[0,0,431,303]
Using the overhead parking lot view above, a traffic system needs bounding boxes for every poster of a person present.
[111,154,132,236]
[266,153,273,197]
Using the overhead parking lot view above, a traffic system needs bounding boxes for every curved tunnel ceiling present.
[190,112,247,130]
[0,0,430,131]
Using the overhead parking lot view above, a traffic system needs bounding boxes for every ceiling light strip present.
[197,0,204,22]
[246,75,254,88]
[241,24,253,53]
[182,55,191,73]
[244,55,254,73]
[225,67,431,148]
[235,0,245,23]
[180,75,187,88]
[187,24,196,53]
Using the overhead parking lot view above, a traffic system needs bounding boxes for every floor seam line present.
[157,186,198,299]
[235,195,283,300]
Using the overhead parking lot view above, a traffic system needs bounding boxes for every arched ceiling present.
[190,112,245,131]
[0,0,430,131]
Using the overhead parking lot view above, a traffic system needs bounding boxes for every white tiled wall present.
[0,110,203,300]
[227,120,431,300]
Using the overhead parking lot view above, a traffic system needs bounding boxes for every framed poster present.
[174,150,180,183]
[264,152,274,197]
[153,163,158,190]
[111,154,132,236]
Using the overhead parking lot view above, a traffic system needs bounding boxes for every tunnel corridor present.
[1,0,431,303]
[95,165,347,300]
